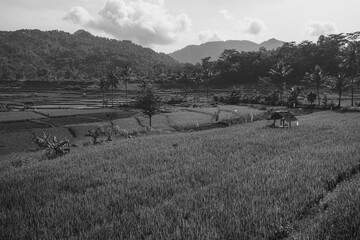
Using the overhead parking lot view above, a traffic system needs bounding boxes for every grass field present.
[1,111,359,239]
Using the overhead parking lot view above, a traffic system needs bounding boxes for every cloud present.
[198,31,222,43]
[218,10,266,36]
[64,6,93,25]
[219,9,233,20]
[239,18,266,35]
[64,0,191,46]
[306,21,337,37]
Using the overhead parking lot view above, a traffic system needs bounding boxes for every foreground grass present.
[1,111,360,239]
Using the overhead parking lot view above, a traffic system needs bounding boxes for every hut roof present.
[267,110,298,121]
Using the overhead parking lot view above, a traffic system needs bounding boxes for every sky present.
[0,0,359,53]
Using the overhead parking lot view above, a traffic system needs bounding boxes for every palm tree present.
[260,60,293,102]
[191,67,202,101]
[178,71,192,98]
[303,65,329,106]
[201,57,215,102]
[98,77,109,108]
[339,41,359,106]
[324,73,351,108]
[120,65,132,105]
[106,71,119,107]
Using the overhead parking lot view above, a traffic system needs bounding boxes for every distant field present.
[0,111,45,122]
[1,111,359,239]
[34,108,132,117]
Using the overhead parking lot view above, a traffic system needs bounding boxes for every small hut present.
[267,110,298,128]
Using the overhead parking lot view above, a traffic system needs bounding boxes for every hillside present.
[169,38,285,64]
[1,111,360,239]
[0,29,181,83]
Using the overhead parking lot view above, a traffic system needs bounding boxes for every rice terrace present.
[1,3,360,239]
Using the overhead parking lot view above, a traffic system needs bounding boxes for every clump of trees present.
[97,64,134,108]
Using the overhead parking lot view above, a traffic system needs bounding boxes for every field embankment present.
[1,111,359,239]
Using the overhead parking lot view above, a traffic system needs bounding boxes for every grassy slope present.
[1,111,360,239]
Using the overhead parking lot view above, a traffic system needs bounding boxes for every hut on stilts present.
[267,110,298,128]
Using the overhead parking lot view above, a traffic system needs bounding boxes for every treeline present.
[176,32,360,106]
[0,29,180,83]
[178,32,359,86]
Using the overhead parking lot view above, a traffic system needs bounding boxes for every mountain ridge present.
[169,38,285,64]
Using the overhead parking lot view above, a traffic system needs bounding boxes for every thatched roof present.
[267,110,298,121]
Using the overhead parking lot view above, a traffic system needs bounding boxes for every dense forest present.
[0,29,180,83]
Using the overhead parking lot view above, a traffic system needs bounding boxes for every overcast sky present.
[0,0,359,53]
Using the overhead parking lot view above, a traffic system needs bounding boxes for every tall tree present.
[260,60,293,101]
[316,33,347,75]
[119,64,132,105]
[201,57,215,102]
[324,73,351,107]
[106,71,119,107]
[303,65,328,106]
[98,77,109,108]
[339,40,360,106]
[191,63,203,100]
[178,63,195,98]
[135,81,161,127]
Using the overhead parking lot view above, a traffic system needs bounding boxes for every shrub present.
[264,91,279,105]
[323,94,329,106]
[86,127,105,145]
[227,89,241,104]
[166,95,186,104]
[0,103,12,112]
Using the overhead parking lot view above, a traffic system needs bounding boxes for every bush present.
[166,95,186,104]
[264,91,279,105]
[86,127,105,144]
[323,94,329,106]
[0,103,12,112]
[227,89,241,104]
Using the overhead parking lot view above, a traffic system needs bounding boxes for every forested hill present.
[169,38,284,64]
[0,29,181,82]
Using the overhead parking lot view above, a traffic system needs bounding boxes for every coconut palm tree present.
[201,57,215,102]
[98,77,109,108]
[324,73,351,108]
[106,71,119,107]
[260,60,293,102]
[120,65,132,105]
[303,65,329,106]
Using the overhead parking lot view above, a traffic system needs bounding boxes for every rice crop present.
[0,111,359,239]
